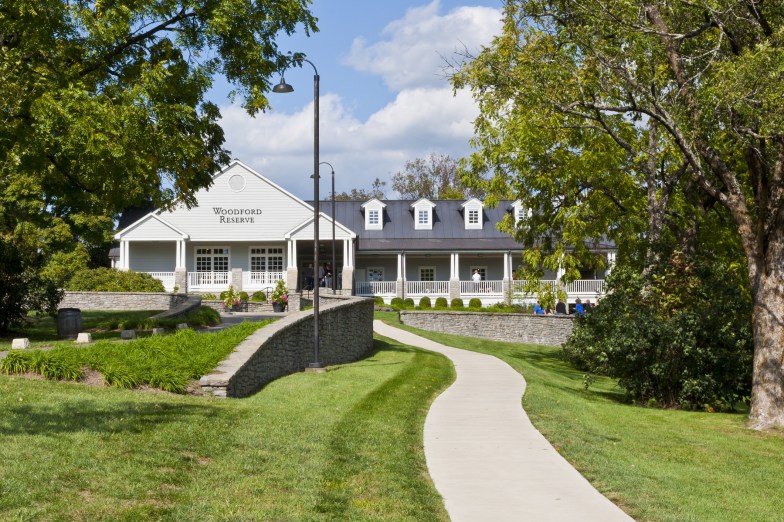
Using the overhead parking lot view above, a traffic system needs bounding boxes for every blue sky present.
[209,0,503,199]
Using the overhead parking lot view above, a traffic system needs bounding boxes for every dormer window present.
[361,198,386,231]
[412,198,436,230]
[461,198,484,230]
[511,200,528,225]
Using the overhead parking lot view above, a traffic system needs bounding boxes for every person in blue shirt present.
[574,298,585,315]
[533,302,545,315]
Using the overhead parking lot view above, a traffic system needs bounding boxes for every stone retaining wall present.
[59,292,189,311]
[399,311,574,346]
[200,295,374,398]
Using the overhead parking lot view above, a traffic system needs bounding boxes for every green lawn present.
[378,312,784,522]
[0,331,453,521]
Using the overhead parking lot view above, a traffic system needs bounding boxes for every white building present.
[113,160,615,305]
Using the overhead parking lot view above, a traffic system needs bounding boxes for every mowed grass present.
[0,334,453,521]
[377,312,784,522]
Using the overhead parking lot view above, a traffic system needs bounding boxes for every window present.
[420,267,435,281]
[418,209,429,225]
[195,247,229,272]
[363,200,386,230]
[367,267,384,282]
[468,209,479,225]
[250,247,284,273]
[462,198,484,230]
[412,199,435,230]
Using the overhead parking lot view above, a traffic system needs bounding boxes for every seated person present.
[555,300,567,315]
[574,298,585,315]
[533,302,545,315]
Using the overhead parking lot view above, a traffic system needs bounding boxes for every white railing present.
[188,271,230,288]
[460,280,503,294]
[356,281,397,296]
[406,280,449,295]
[242,271,285,290]
[145,272,175,291]
[566,279,606,295]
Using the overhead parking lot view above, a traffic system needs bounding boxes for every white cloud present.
[345,0,502,90]
[218,2,502,199]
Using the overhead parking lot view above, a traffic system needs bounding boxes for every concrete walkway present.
[373,320,633,522]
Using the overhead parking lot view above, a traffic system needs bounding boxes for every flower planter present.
[272,302,285,312]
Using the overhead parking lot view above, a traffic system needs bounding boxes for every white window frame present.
[419,266,436,281]
[194,247,230,272]
[363,200,385,231]
[249,247,284,273]
[412,199,435,230]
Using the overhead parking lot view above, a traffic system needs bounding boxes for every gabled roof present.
[460,197,484,208]
[411,198,436,209]
[361,198,386,209]
[284,212,357,240]
[114,212,188,240]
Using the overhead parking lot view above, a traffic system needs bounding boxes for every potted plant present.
[222,286,245,312]
[270,280,288,312]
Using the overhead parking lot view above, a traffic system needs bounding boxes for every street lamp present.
[273,58,324,371]
[319,162,336,293]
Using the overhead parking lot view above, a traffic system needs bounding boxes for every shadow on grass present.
[0,399,218,436]
[326,339,420,373]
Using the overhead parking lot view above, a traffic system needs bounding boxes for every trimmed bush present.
[403,298,415,309]
[66,268,165,292]
[434,297,448,309]
[419,296,432,308]
[201,293,217,300]
[450,298,464,309]
[468,298,482,309]
[238,291,249,302]
[374,296,385,305]
[390,297,405,309]
[250,291,267,302]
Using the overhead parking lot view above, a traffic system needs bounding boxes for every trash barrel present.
[57,308,82,339]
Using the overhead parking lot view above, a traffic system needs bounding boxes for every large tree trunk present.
[749,273,784,429]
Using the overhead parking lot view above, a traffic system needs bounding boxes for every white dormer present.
[511,200,530,224]
[461,198,484,230]
[411,198,436,230]
[361,198,386,231]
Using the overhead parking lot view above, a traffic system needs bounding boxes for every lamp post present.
[273,59,324,371]
[318,162,336,293]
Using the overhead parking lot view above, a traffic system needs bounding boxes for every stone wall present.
[399,311,574,346]
[59,292,189,311]
[151,295,203,320]
[200,295,374,398]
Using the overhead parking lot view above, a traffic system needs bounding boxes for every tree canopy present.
[391,153,486,200]
[1,0,317,263]
[453,0,784,429]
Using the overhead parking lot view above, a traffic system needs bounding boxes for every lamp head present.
[272,77,294,93]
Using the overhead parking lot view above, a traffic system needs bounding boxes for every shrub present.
[563,260,753,411]
[238,291,249,302]
[390,297,405,310]
[66,268,165,292]
[403,298,415,309]
[201,293,217,300]
[374,296,385,305]
[219,290,230,300]
[450,298,464,309]
[419,296,432,308]
[434,297,448,309]
[250,291,267,302]
[468,298,482,309]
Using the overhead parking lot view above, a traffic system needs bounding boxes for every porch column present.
[396,252,406,299]
[174,239,187,294]
[341,239,353,294]
[449,253,461,301]
[606,251,617,275]
[503,251,512,304]
[286,239,299,291]
[119,240,130,271]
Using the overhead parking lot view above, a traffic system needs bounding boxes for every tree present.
[392,153,486,199]
[1,0,317,254]
[453,1,784,429]
[0,0,316,319]
[334,177,387,200]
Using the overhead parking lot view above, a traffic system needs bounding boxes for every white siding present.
[123,216,183,240]
[160,163,314,241]
[129,242,176,272]
[289,215,354,241]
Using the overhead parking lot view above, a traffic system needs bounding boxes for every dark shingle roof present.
[315,200,521,252]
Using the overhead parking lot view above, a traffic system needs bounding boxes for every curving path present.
[373,320,633,522]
